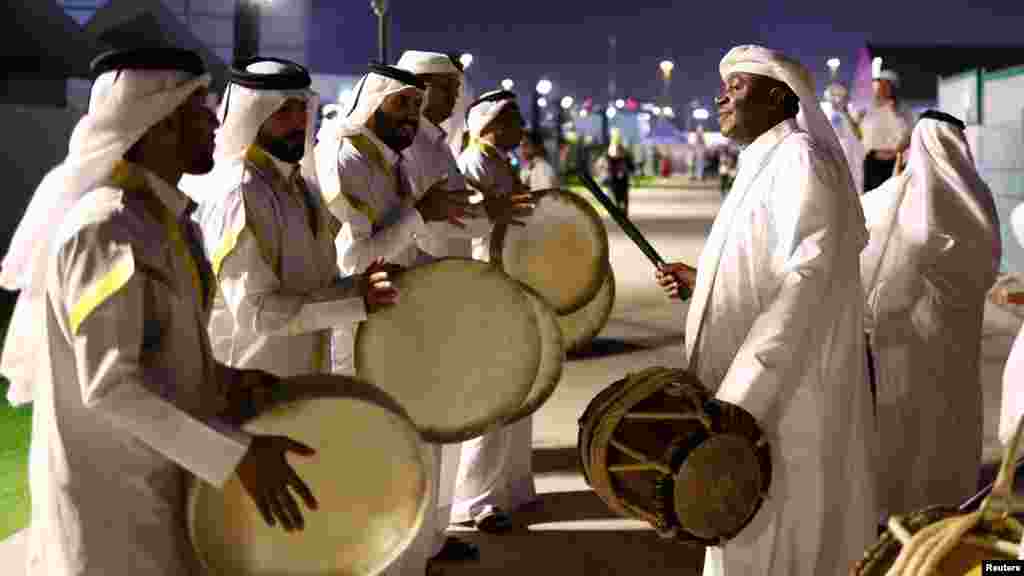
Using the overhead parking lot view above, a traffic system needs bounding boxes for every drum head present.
[557,266,615,353]
[188,390,433,576]
[503,282,565,426]
[490,189,609,315]
[355,258,539,443]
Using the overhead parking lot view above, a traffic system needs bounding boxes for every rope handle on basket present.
[883,414,1024,574]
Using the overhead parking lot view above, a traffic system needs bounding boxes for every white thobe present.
[687,120,878,576]
[861,157,999,516]
[316,125,452,576]
[1001,205,1024,446]
[521,157,559,191]
[27,161,251,575]
[193,145,366,378]
[457,139,526,262]
[404,118,490,259]
[860,103,914,152]
[829,107,866,193]
[450,138,537,525]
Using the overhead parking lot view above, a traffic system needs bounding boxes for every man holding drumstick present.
[657,45,878,576]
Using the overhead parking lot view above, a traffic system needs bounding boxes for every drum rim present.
[353,257,539,443]
[502,281,566,426]
[186,385,434,576]
[489,189,611,315]
[557,265,616,354]
[852,504,1024,575]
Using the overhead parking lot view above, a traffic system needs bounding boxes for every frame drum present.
[355,258,539,443]
[578,367,771,545]
[556,266,615,353]
[490,189,610,315]
[187,374,433,576]
[501,282,565,426]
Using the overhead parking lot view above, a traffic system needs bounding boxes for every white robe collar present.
[738,119,797,168]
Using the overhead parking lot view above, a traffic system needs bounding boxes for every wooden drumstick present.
[576,169,691,301]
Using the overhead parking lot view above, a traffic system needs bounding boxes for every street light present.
[536,79,553,96]
[663,106,674,118]
[537,97,548,108]
[659,59,674,104]
[692,108,710,121]
[370,0,389,63]
[459,53,474,70]
[615,98,625,109]
[827,57,840,81]
[561,96,574,110]
[652,106,662,116]
[606,106,617,119]
[502,78,514,91]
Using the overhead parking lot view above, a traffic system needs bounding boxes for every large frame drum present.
[501,281,565,426]
[578,367,771,545]
[188,375,434,576]
[556,266,615,353]
[354,258,539,443]
[490,189,610,315]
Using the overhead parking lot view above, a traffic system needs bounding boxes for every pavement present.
[3,177,1021,575]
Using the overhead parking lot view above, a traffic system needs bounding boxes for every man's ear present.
[767,86,787,111]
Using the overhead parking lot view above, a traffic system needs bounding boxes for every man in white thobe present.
[0,48,322,576]
[519,128,560,191]
[825,81,867,193]
[657,45,878,576]
[314,63,481,574]
[182,57,397,379]
[451,90,538,533]
[858,70,915,192]
[862,110,1000,518]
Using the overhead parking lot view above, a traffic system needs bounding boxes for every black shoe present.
[472,506,514,534]
[432,536,480,562]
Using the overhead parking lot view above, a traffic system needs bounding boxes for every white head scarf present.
[314,66,423,201]
[909,113,1001,271]
[0,49,210,405]
[443,78,474,156]
[395,50,462,77]
[212,58,318,165]
[181,58,319,199]
[466,90,518,139]
[719,44,865,243]
[874,69,901,88]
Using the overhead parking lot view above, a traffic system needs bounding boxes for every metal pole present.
[233,0,261,64]
[371,1,389,63]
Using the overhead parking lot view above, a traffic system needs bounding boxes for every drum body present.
[490,189,610,315]
[502,281,565,426]
[355,258,539,443]
[188,375,433,576]
[578,367,771,545]
[851,506,1022,575]
[556,266,615,353]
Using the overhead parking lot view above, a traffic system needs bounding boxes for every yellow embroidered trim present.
[313,330,330,373]
[110,161,209,308]
[69,257,135,335]
[469,137,501,159]
[346,133,392,177]
[210,222,245,277]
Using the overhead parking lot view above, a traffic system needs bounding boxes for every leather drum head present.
[188,391,434,576]
[673,434,764,540]
[491,189,610,315]
[355,258,539,443]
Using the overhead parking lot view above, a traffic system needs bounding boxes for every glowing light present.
[615,99,625,109]
[537,97,548,108]
[692,108,709,121]
[561,96,574,109]
[872,57,883,78]
[501,78,514,91]
[459,53,474,70]
[536,79,553,96]
[659,60,675,78]
[606,107,617,119]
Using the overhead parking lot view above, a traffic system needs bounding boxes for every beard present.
[262,131,306,164]
[372,109,418,152]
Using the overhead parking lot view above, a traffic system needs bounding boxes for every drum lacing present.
[885,415,1024,573]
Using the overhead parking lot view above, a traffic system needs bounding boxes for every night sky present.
[309,0,1024,120]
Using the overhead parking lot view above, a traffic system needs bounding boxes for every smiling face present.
[257,97,308,163]
[372,88,423,152]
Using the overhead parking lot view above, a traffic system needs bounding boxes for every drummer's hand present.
[483,193,535,227]
[656,262,697,300]
[415,177,475,228]
[363,259,400,314]
[237,435,318,532]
